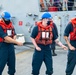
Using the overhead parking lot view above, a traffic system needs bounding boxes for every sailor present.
[31,12,68,75]
[64,18,76,75]
[0,11,23,75]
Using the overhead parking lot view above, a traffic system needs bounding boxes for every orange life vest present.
[35,21,53,45]
[70,18,76,40]
[0,19,15,42]
[36,21,54,28]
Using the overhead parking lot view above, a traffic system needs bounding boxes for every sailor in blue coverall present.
[31,12,67,75]
[0,11,23,75]
[64,18,76,75]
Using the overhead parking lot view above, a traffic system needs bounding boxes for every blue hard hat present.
[41,12,52,19]
[1,11,11,20]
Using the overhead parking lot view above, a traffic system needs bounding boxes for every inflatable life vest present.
[70,18,76,40]
[35,21,53,45]
[36,20,54,28]
[0,19,15,42]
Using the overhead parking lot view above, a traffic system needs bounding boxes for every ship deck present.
[3,45,76,75]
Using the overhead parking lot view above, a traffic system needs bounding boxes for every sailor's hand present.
[36,46,41,51]
[17,42,23,46]
[69,45,75,50]
[62,45,68,50]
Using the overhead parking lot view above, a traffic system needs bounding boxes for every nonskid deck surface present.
[3,45,76,75]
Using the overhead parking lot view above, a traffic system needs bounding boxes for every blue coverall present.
[0,26,16,75]
[31,26,57,75]
[64,23,76,75]
[51,23,58,53]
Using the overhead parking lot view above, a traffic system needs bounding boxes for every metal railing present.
[39,0,76,12]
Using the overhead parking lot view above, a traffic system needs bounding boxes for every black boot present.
[52,49,57,56]
[46,74,52,75]
[52,53,57,56]
[32,74,39,75]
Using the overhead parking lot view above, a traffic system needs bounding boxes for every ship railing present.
[39,1,76,12]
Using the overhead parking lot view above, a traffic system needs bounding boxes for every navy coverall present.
[51,23,58,51]
[0,26,16,75]
[64,23,76,75]
[31,26,57,75]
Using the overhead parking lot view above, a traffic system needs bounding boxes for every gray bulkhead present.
[0,0,76,44]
